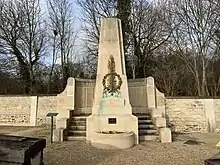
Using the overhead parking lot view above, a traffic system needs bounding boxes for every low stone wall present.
[1,89,220,134]
[0,95,56,126]
[0,96,31,126]
[165,98,220,133]
[37,96,57,126]
[214,99,220,131]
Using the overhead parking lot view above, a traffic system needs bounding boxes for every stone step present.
[139,135,159,141]
[67,130,86,136]
[136,115,151,119]
[69,121,86,126]
[67,136,86,141]
[133,113,150,116]
[72,113,91,116]
[68,125,86,131]
[70,116,87,121]
[139,129,157,135]
[138,120,153,124]
[138,124,156,129]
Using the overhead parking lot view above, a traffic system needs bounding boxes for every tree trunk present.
[47,35,56,94]
[195,70,201,96]
[201,58,209,96]
[19,63,31,94]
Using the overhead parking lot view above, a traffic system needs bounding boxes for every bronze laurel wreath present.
[102,55,123,95]
[102,72,122,94]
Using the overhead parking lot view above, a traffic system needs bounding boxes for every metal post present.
[50,116,53,144]
[46,112,58,144]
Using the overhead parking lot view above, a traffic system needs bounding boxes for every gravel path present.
[44,140,218,165]
[1,126,220,165]
[0,126,39,134]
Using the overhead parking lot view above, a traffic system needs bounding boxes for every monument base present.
[91,131,135,150]
[86,114,139,145]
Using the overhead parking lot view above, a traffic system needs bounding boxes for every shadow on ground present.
[172,132,197,142]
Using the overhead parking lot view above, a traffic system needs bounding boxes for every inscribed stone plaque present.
[87,87,94,107]
[108,118,116,124]
[75,87,84,108]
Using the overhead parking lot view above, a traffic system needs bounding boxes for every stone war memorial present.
[3,17,220,150]
[86,18,138,149]
[54,17,172,148]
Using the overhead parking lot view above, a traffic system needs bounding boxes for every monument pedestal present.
[87,114,138,144]
[87,96,138,146]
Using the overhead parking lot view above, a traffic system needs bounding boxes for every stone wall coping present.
[127,78,146,82]
[74,78,147,83]
[0,94,57,97]
[166,96,220,99]
[1,95,219,99]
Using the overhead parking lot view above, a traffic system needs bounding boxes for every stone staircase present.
[134,113,159,141]
[67,114,88,140]
[67,113,158,141]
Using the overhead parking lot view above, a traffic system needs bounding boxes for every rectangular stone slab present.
[0,135,46,164]
[204,158,220,165]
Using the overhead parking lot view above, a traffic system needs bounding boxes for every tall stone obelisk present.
[86,18,139,146]
[92,18,131,113]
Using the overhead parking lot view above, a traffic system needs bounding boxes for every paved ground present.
[0,126,220,165]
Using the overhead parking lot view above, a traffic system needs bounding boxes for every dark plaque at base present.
[0,135,46,165]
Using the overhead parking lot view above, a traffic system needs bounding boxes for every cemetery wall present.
[0,95,56,126]
[1,89,220,134]
[37,96,57,126]
[166,97,220,133]
[166,98,207,132]
[0,96,31,126]
[214,99,220,131]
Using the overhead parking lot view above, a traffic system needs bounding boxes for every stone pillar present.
[54,77,76,142]
[30,96,38,126]
[204,99,216,132]
[159,127,172,143]
[56,77,75,121]
[145,77,156,109]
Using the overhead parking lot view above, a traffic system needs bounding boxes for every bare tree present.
[77,0,116,77]
[0,0,46,94]
[129,0,173,78]
[171,0,220,96]
[46,28,58,93]
[47,0,77,87]
[77,0,172,79]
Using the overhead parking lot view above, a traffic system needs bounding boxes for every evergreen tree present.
[116,0,131,50]
[116,0,132,77]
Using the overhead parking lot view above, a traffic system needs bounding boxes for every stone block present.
[151,110,162,118]
[157,106,166,117]
[53,129,61,142]
[159,127,172,143]
[0,135,46,164]
[56,118,67,129]
[30,96,37,126]
[57,110,70,119]
[153,117,166,128]
[53,128,65,142]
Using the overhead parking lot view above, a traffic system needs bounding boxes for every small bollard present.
[46,112,58,144]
